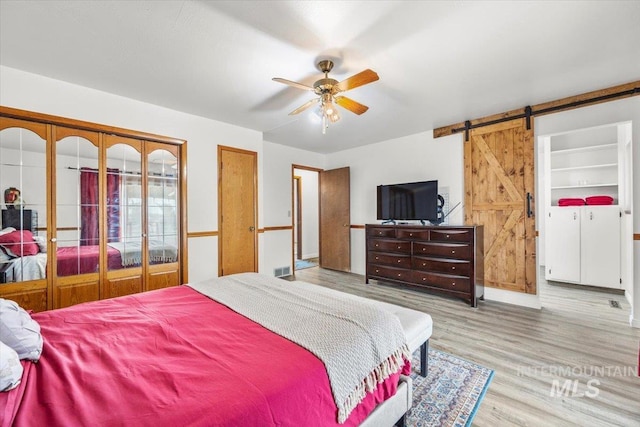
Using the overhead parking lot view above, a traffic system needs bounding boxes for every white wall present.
[294,168,319,259]
[261,141,325,275]
[535,96,640,327]
[325,130,464,275]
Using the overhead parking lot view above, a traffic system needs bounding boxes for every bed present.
[0,273,432,427]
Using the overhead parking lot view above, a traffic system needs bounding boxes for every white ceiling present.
[1,1,639,154]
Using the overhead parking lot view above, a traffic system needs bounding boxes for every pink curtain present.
[80,168,120,246]
[106,168,121,243]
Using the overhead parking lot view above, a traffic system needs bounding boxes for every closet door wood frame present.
[52,126,102,309]
[0,106,188,311]
[103,134,144,300]
[146,141,181,291]
[0,117,50,311]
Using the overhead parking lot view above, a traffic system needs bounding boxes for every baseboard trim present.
[625,290,633,306]
[484,287,542,309]
[631,315,640,329]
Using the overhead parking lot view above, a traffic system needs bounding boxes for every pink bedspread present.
[1,286,408,426]
[56,244,123,276]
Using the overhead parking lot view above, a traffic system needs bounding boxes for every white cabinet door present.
[546,207,581,283]
[581,206,621,288]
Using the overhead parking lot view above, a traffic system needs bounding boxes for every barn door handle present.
[526,193,533,218]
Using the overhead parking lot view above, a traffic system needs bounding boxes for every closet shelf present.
[550,143,616,155]
[551,183,617,190]
[551,163,617,173]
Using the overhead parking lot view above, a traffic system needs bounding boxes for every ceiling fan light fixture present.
[273,59,379,134]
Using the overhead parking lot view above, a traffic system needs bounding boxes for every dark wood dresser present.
[365,224,484,307]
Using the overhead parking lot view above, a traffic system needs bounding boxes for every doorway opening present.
[292,166,320,272]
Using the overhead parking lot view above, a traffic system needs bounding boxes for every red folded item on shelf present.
[558,198,585,206]
[585,195,614,205]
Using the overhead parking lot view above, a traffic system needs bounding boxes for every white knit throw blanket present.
[187,273,410,424]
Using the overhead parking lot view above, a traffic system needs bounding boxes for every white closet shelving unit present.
[543,123,627,289]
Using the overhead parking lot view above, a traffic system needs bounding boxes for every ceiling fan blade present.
[288,98,319,115]
[334,96,369,115]
[334,69,379,92]
[272,77,314,91]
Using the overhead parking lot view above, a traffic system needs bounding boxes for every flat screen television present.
[377,180,438,222]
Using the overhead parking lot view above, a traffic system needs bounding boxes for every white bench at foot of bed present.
[297,280,433,376]
[296,279,433,427]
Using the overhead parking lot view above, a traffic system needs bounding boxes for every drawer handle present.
[397,273,402,277]
[451,250,456,254]
[397,246,401,249]
[446,234,450,238]
[422,277,427,281]
[422,263,426,266]
[397,260,401,263]
[375,269,379,273]
[452,282,456,286]
[375,256,379,260]
[452,266,456,270]
[378,231,382,235]
[375,244,379,247]
[422,248,426,251]
[409,233,413,236]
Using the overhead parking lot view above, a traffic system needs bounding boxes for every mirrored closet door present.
[54,128,101,308]
[146,142,181,291]
[0,118,49,312]
[0,107,186,312]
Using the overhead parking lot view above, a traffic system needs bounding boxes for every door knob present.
[249,226,255,231]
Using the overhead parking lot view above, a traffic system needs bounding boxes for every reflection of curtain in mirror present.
[106,168,120,243]
[80,168,120,246]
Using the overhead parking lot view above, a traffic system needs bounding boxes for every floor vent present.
[609,300,621,309]
[274,266,291,277]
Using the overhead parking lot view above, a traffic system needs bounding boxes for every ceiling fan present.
[272,60,379,133]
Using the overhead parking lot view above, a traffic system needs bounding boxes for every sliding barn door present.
[464,118,536,294]
[319,167,350,272]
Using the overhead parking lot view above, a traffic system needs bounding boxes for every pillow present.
[0,340,23,391]
[33,235,47,253]
[0,227,16,237]
[0,230,39,257]
[0,299,43,361]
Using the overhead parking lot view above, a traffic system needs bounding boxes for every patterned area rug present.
[407,348,494,427]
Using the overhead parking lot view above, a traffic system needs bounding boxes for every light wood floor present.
[290,267,640,427]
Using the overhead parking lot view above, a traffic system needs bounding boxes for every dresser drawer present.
[430,228,473,243]
[396,228,429,240]
[413,271,470,293]
[369,253,411,268]
[367,227,396,238]
[368,239,411,254]
[369,265,411,282]
[413,256,470,276]
[413,242,471,260]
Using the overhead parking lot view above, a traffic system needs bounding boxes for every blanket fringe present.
[337,343,412,424]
